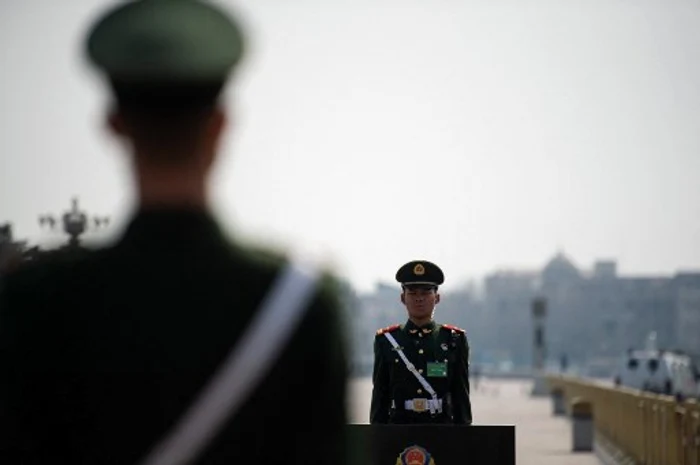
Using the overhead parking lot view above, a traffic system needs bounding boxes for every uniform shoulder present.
[232,242,287,272]
[226,242,291,293]
[231,242,348,334]
[3,246,102,287]
[234,244,344,305]
[0,247,107,331]
[441,323,466,334]
[375,324,401,336]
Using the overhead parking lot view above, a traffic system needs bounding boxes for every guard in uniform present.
[370,260,473,425]
[0,1,347,464]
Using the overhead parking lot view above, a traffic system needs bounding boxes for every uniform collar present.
[120,206,226,247]
[404,319,437,334]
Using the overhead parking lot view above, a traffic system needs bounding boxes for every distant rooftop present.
[542,251,580,283]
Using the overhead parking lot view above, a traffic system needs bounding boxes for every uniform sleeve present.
[369,335,390,424]
[451,332,473,425]
[294,274,349,465]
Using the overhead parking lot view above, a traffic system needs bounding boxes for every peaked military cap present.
[85,0,246,83]
[395,260,444,287]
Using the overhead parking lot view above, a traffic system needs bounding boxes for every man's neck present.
[135,163,209,210]
[409,317,433,328]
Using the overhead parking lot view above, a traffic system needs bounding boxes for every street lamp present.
[39,197,110,247]
[531,296,549,396]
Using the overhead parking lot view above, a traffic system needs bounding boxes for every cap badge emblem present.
[413,264,425,276]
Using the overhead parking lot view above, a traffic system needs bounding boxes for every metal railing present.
[546,374,700,465]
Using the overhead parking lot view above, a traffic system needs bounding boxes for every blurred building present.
[352,252,700,378]
[481,270,538,370]
[483,252,700,376]
[674,275,700,358]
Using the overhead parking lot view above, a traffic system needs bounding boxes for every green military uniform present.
[0,2,347,464]
[370,261,472,425]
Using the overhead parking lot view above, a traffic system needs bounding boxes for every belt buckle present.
[413,398,427,413]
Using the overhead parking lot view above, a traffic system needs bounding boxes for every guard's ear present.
[198,106,227,170]
[400,292,406,305]
[435,293,441,304]
[204,106,227,149]
[107,109,127,137]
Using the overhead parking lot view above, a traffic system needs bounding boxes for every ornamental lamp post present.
[39,197,110,248]
[531,296,549,396]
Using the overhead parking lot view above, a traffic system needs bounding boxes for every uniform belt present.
[404,398,443,414]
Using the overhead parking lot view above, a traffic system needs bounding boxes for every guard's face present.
[401,286,440,320]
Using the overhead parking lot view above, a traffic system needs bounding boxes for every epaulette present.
[376,324,401,336]
[442,324,465,334]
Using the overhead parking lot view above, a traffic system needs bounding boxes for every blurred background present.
[2,1,700,460]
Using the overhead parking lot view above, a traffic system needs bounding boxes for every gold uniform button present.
[417,389,423,394]
[418,333,423,338]
[418,369,423,374]
[418,349,424,354]
[395,359,399,363]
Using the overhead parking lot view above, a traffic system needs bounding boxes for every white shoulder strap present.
[139,256,320,465]
[384,332,439,402]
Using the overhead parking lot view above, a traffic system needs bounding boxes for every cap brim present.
[402,282,439,288]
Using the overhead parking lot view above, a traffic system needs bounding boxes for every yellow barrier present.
[546,374,700,465]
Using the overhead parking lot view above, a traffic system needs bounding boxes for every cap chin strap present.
[139,256,320,465]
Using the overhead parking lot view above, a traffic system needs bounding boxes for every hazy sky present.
[1,0,699,292]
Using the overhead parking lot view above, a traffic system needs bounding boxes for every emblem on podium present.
[395,445,436,465]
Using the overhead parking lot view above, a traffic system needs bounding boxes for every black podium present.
[346,424,515,465]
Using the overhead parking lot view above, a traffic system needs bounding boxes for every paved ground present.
[348,377,602,465]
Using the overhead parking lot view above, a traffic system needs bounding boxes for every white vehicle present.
[614,348,699,400]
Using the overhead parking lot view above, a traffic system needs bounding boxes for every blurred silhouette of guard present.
[370,260,473,425]
[0,1,348,464]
